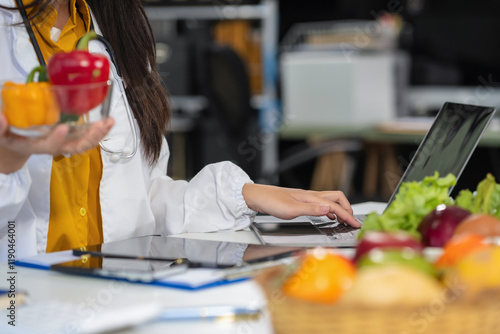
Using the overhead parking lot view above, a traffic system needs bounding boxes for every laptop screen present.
[387,102,496,206]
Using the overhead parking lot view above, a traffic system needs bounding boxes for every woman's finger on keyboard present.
[313,191,354,215]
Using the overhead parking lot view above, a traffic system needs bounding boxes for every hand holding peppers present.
[48,31,110,115]
[0,31,111,134]
[0,113,115,174]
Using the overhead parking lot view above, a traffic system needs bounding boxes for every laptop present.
[250,102,496,247]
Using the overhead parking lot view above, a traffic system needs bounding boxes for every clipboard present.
[47,255,249,290]
[44,236,302,290]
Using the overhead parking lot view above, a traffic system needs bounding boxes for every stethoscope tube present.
[99,78,138,161]
[91,31,138,160]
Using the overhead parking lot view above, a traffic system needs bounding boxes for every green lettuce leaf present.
[358,172,456,239]
[454,173,500,218]
[454,189,473,210]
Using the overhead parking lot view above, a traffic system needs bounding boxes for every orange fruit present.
[453,214,500,238]
[444,246,500,295]
[282,249,355,304]
[435,233,488,268]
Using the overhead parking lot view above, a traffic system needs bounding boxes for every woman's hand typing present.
[242,183,361,228]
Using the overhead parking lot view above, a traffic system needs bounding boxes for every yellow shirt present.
[26,0,104,252]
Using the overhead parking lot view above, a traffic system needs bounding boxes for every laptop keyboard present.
[321,224,359,240]
[307,216,359,240]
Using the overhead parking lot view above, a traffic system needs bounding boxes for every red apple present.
[418,204,471,247]
[353,231,424,263]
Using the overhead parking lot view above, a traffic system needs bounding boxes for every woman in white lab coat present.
[0,0,359,260]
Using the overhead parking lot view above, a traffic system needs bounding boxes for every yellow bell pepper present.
[1,67,60,129]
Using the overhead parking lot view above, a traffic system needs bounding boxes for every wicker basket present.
[255,266,500,334]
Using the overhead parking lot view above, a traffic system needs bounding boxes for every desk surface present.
[280,118,500,147]
[0,202,384,334]
[1,264,270,334]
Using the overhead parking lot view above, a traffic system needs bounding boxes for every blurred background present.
[144,0,500,203]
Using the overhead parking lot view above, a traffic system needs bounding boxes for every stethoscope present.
[16,0,138,161]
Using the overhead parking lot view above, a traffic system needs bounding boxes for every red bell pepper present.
[47,31,110,116]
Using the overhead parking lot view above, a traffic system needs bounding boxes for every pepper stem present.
[76,30,98,51]
[26,65,48,83]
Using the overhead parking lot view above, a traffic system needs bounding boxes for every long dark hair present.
[2,0,170,165]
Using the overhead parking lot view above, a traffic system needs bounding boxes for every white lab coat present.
[0,1,256,260]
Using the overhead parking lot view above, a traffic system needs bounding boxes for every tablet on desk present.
[50,256,188,282]
[72,235,301,267]
[50,236,302,289]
